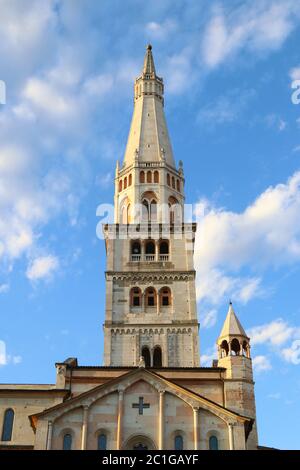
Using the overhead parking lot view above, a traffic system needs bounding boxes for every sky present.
[0,0,300,450]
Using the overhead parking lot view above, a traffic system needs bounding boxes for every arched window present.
[160,287,171,306]
[209,435,218,450]
[129,174,132,186]
[154,171,159,183]
[142,346,151,367]
[153,346,162,367]
[168,196,182,225]
[131,241,141,255]
[63,433,72,450]
[176,179,180,192]
[119,180,122,192]
[231,338,241,356]
[159,241,169,255]
[145,287,156,307]
[147,171,152,183]
[140,171,145,183]
[124,177,127,189]
[167,174,170,186]
[175,435,183,450]
[130,287,142,307]
[242,340,250,358]
[145,240,155,260]
[141,191,157,223]
[1,409,14,441]
[98,434,107,450]
[120,197,131,224]
[172,176,175,189]
[220,340,229,358]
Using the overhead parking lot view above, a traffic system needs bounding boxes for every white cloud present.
[202,1,300,69]
[12,355,22,365]
[96,172,112,189]
[265,114,287,132]
[197,89,256,127]
[0,1,55,52]
[83,74,114,97]
[194,172,300,305]
[0,340,22,366]
[278,119,287,131]
[26,255,59,282]
[293,145,300,153]
[0,283,9,294]
[145,19,177,40]
[23,77,77,118]
[0,144,78,269]
[248,319,297,346]
[0,340,6,365]
[164,48,194,95]
[268,393,281,399]
[196,268,262,306]
[252,355,272,372]
[282,340,300,365]
[201,309,217,329]
[200,346,218,366]
[248,319,300,366]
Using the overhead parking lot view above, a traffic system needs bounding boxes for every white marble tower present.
[103,45,200,367]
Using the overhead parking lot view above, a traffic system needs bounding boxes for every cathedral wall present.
[199,409,229,450]
[51,407,83,450]
[122,381,158,449]
[0,392,64,448]
[175,380,224,406]
[108,327,199,367]
[86,392,118,450]
[164,392,194,450]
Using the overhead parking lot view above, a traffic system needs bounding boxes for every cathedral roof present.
[29,367,253,437]
[218,302,248,340]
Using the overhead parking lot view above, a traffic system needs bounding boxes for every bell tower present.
[217,302,258,449]
[103,45,199,368]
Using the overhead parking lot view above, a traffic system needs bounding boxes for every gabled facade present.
[0,45,259,451]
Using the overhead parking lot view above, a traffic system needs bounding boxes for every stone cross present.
[132,397,150,415]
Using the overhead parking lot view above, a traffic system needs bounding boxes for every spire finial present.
[143,43,156,76]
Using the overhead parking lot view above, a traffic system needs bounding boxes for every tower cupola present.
[217,302,251,360]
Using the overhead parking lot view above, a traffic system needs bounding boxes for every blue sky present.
[0,0,300,450]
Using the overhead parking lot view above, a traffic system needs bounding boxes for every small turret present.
[217,302,251,360]
[216,302,258,449]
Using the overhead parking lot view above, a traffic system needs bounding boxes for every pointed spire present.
[219,302,248,339]
[122,45,175,168]
[143,44,156,76]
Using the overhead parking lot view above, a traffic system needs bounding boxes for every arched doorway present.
[123,435,156,450]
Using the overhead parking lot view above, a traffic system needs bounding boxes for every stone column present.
[81,405,89,450]
[46,420,53,450]
[158,390,165,450]
[228,422,235,450]
[117,390,124,450]
[193,407,199,450]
